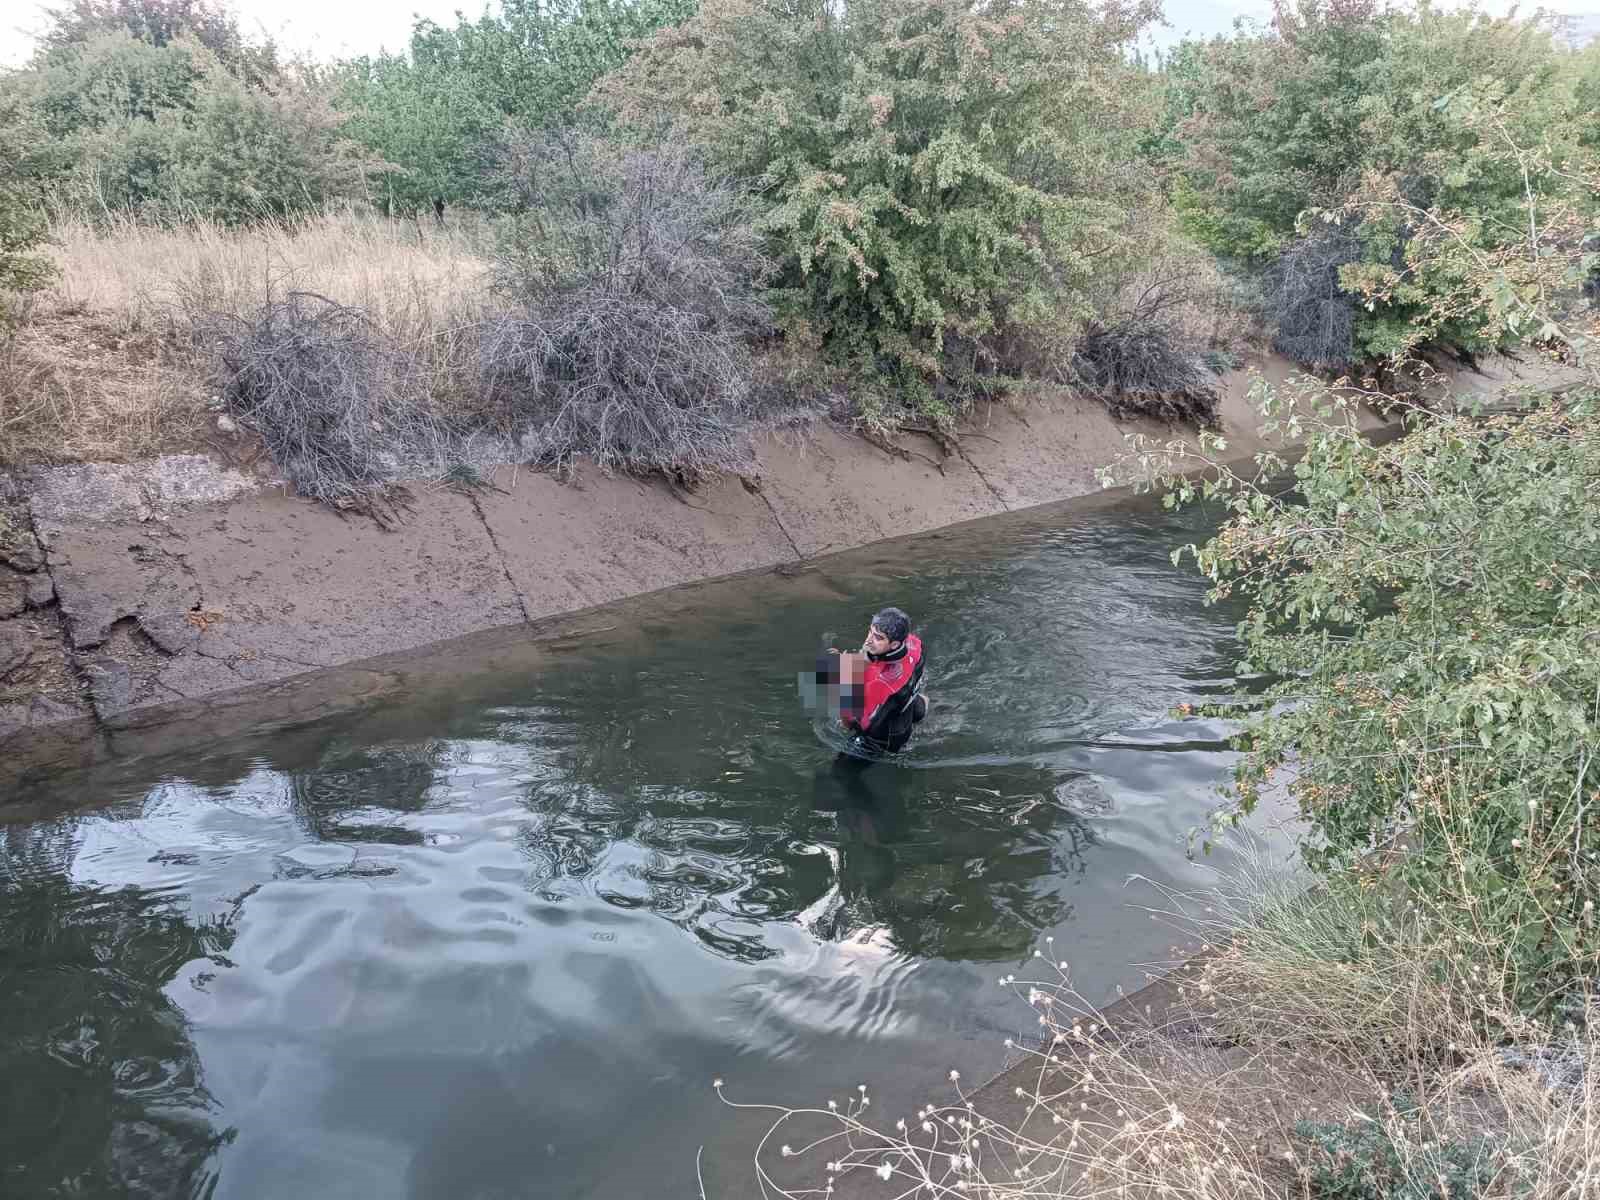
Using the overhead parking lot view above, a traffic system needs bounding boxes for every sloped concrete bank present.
[0,352,1553,796]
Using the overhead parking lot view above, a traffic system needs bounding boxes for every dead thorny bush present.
[153,141,809,504]
[1262,226,1364,372]
[1067,277,1223,426]
[483,133,797,480]
[197,291,469,513]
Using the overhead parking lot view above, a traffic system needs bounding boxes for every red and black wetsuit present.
[844,634,925,754]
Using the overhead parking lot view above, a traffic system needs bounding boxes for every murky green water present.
[0,491,1283,1199]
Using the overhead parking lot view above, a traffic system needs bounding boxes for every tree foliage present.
[0,94,58,331]
[38,0,278,83]
[1178,388,1600,1004]
[334,0,694,216]
[1174,0,1595,367]
[597,0,1163,425]
[3,29,366,224]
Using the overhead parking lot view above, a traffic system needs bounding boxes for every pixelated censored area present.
[797,651,865,722]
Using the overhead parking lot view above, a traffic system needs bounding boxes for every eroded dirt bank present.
[0,354,1552,794]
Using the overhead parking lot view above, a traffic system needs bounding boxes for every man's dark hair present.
[871,606,911,643]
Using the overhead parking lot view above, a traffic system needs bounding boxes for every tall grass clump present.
[47,210,491,336]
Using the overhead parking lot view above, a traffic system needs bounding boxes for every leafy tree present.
[1175,0,1591,367]
[1106,110,1600,1006]
[0,94,56,330]
[28,28,205,139]
[334,0,695,217]
[335,51,501,217]
[5,31,366,223]
[158,63,366,224]
[37,0,278,84]
[597,0,1163,426]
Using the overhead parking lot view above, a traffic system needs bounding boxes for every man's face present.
[863,624,897,655]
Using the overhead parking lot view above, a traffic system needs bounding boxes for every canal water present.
[1,490,1278,1199]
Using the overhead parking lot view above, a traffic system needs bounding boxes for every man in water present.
[833,606,927,756]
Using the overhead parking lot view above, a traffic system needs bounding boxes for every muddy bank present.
[0,353,1559,794]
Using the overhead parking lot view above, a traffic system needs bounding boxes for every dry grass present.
[45,209,491,337]
[0,313,210,467]
[0,210,490,469]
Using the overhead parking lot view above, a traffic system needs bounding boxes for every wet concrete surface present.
[6,350,1563,794]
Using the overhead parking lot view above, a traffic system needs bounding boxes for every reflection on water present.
[0,494,1273,1199]
[1,824,234,1199]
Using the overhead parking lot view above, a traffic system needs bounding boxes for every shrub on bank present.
[1115,107,1600,1010]
[1173,0,1595,369]
[595,0,1168,431]
[481,133,787,481]
[0,96,57,333]
[3,29,369,226]
[191,137,801,502]
[1157,386,1600,1009]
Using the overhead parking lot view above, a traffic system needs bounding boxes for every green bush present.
[1296,1093,1498,1200]
[1148,386,1600,1010]
[334,53,501,218]
[1173,0,1592,367]
[598,0,1163,429]
[37,0,278,84]
[335,0,695,218]
[158,65,363,224]
[0,95,57,330]
[2,12,365,225]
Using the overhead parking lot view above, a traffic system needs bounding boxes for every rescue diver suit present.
[843,633,927,756]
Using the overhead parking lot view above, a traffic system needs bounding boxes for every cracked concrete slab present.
[154,652,258,703]
[0,622,30,679]
[139,612,201,656]
[145,486,525,699]
[25,572,53,607]
[48,524,201,649]
[1,529,44,573]
[0,564,29,618]
[15,348,1562,783]
[472,467,796,618]
[0,694,84,741]
[84,658,133,717]
[0,609,91,743]
[28,455,258,545]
